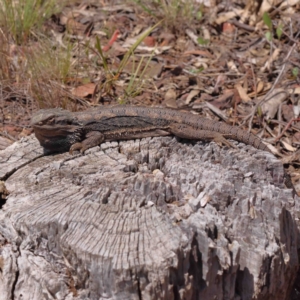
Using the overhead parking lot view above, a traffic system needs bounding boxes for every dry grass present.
[0,0,62,44]
[0,0,80,109]
[131,0,203,31]
[0,0,159,109]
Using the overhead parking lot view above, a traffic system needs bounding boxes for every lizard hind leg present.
[69,131,105,154]
[170,124,237,149]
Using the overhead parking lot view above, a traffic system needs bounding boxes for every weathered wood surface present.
[0,135,299,300]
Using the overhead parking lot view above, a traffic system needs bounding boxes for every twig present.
[277,100,284,136]
[229,20,255,32]
[245,42,297,132]
[274,117,300,142]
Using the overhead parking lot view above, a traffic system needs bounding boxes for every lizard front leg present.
[170,123,237,148]
[69,131,105,154]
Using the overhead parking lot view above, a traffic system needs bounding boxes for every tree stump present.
[0,135,299,300]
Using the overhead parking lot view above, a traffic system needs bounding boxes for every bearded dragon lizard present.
[30,105,296,194]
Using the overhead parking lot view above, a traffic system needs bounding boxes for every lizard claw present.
[69,143,83,155]
[213,134,237,149]
[69,131,105,154]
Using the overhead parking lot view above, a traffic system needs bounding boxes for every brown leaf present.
[143,36,156,47]
[164,89,177,108]
[260,48,281,72]
[281,150,300,164]
[158,32,175,46]
[256,80,265,94]
[261,88,289,119]
[213,75,227,93]
[282,104,295,122]
[66,18,87,35]
[185,89,200,105]
[144,63,163,79]
[222,22,236,34]
[281,140,297,152]
[103,29,120,52]
[235,83,251,102]
[215,10,243,24]
[72,83,96,98]
[209,90,235,109]
[293,132,300,144]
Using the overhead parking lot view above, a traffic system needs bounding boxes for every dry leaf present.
[185,29,199,45]
[143,36,156,47]
[215,9,243,24]
[206,101,229,120]
[293,132,300,144]
[202,26,211,41]
[293,104,300,118]
[250,48,270,58]
[72,83,96,98]
[144,63,163,79]
[66,18,87,36]
[282,104,295,121]
[164,89,177,108]
[235,83,251,102]
[223,22,236,34]
[281,140,297,152]
[209,90,235,110]
[260,48,281,72]
[102,29,120,52]
[123,26,157,49]
[279,0,299,7]
[261,88,289,119]
[281,151,300,164]
[213,75,227,92]
[248,82,271,97]
[193,57,209,69]
[287,87,300,94]
[256,80,265,94]
[222,23,236,40]
[266,143,281,156]
[227,61,240,74]
[185,89,200,105]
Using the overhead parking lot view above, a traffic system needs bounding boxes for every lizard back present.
[74,106,269,152]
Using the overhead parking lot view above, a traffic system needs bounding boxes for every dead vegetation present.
[0,0,300,298]
[0,0,300,179]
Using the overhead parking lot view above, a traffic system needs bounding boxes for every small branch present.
[274,117,300,142]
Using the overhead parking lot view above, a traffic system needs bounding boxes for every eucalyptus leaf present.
[262,12,272,31]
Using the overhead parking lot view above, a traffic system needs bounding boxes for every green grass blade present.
[117,20,163,75]
[95,36,109,72]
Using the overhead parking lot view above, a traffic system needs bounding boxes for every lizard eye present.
[45,117,55,124]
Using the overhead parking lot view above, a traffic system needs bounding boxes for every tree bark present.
[0,135,298,300]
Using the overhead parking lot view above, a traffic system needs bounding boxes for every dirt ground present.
[1,0,300,298]
[0,0,300,180]
[0,0,300,185]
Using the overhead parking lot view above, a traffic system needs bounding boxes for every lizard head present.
[30,108,79,126]
[31,108,82,153]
